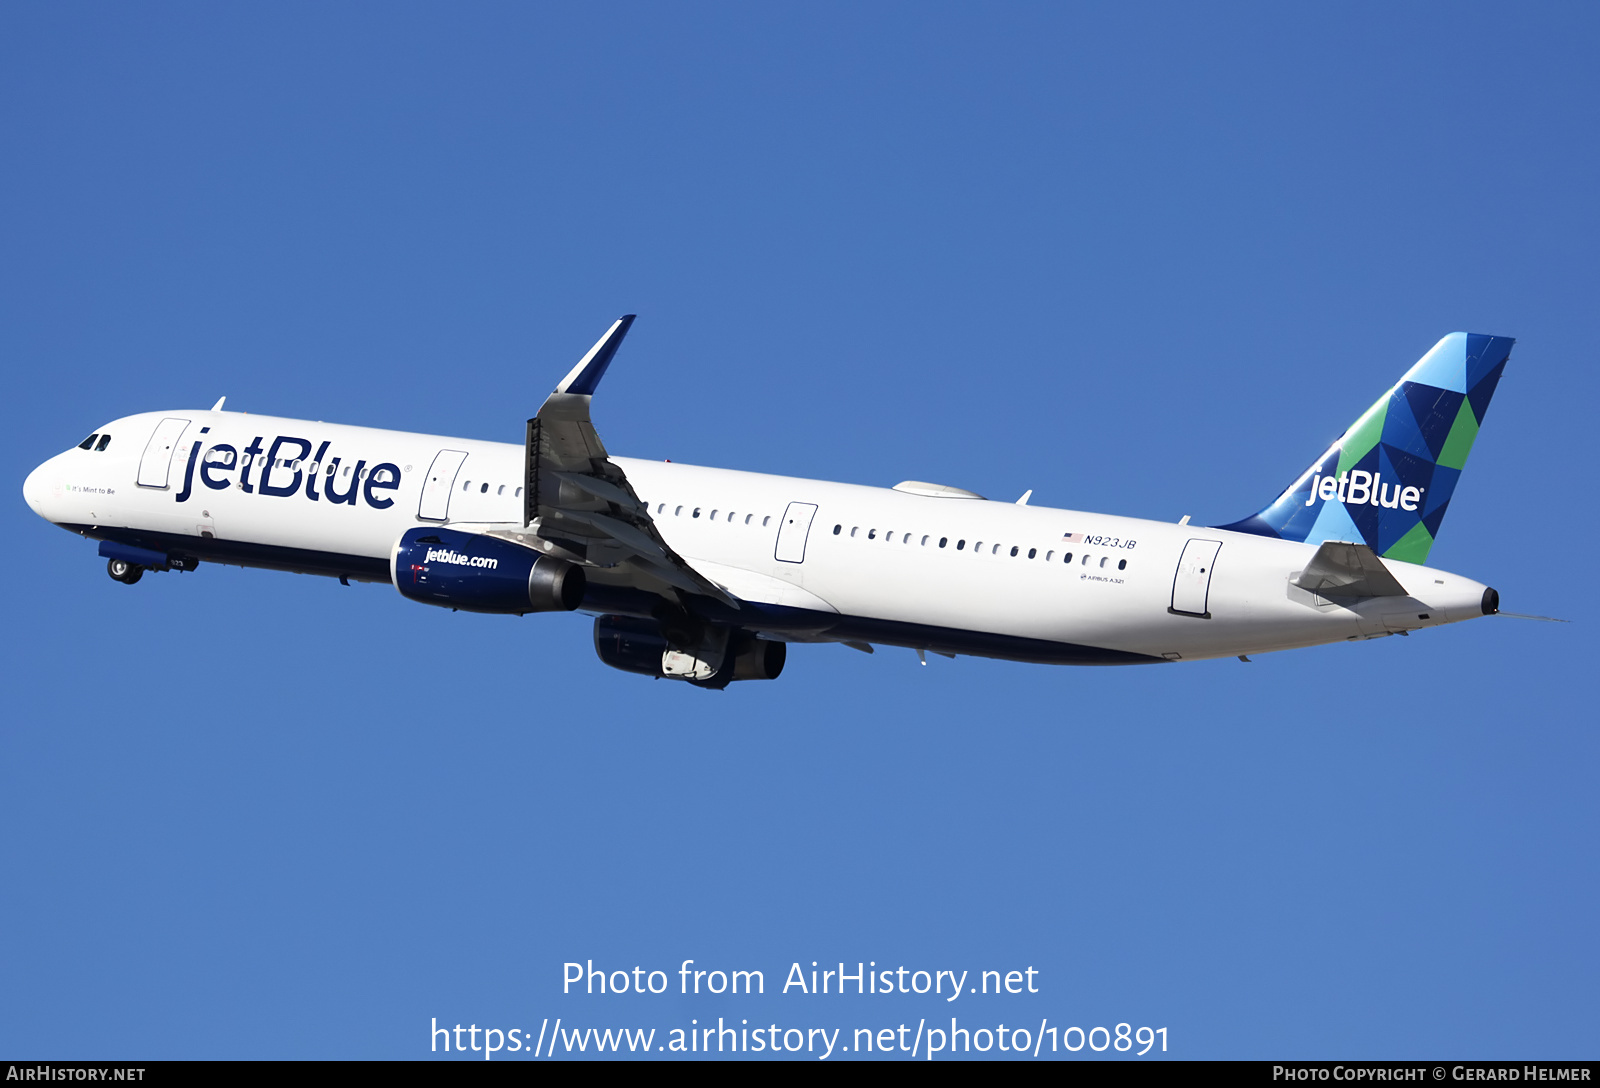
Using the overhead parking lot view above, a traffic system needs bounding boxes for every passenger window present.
[497,485,505,495]
[922,535,930,546]
[675,505,683,516]
[728,512,735,522]
[1046,550,1054,561]
[1062,552,1073,563]
[957,540,965,550]
[1100,556,1108,568]
[763,516,771,527]
[992,544,1000,555]
[745,514,753,525]
[326,463,336,475]
[868,529,876,540]
[939,537,947,548]
[833,524,842,535]
[850,527,858,537]
[693,507,701,518]
[1082,554,1090,565]
[79,434,98,450]
[515,487,523,498]
[1118,559,1127,570]
[903,533,911,544]
[975,541,983,552]
[1027,547,1035,559]
[710,509,718,519]
[480,482,489,493]
[1009,546,1018,557]
[462,480,471,491]
[344,465,352,477]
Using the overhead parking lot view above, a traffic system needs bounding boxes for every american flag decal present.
[1061,531,1084,543]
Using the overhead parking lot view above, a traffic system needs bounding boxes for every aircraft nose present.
[22,457,59,520]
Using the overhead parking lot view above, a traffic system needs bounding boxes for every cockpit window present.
[95,434,111,451]
[79,434,98,450]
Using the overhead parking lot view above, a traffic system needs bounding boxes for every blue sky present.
[2,3,1595,1060]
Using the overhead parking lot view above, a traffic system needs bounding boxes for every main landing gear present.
[106,558,143,585]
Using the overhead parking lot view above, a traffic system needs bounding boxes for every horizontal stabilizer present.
[1293,541,1408,599]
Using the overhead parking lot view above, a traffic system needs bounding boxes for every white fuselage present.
[23,408,1494,665]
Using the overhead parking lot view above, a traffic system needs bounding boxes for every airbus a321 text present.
[23,319,1521,687]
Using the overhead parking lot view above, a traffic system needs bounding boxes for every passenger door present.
[136,418,192,489]
[1170,539,1223,617]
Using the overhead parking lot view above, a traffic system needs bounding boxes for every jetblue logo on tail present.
[1218,332,1512,564]
[1304,471,1422,511]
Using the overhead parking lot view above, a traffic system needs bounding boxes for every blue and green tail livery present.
[1219,332,1513,564]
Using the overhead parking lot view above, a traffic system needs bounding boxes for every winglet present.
[210,396,227,412]
[554,315,636,396]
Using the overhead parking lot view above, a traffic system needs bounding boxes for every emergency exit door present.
[774,502,819,563]
[1170,539,1222,618]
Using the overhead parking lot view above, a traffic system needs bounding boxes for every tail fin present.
[1217,332,1514,564]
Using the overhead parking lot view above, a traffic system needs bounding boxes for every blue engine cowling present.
[391,527,585,614]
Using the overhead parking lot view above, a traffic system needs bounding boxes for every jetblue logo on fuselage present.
[1303,470,1424,511]
[174,433,403,511]
[424,547,498,569]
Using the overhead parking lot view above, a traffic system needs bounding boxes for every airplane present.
[22,320,1517,688]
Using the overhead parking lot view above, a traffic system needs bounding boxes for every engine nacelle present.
[391,527,584,614]
[731,636,787,681]
[593,616,786,686]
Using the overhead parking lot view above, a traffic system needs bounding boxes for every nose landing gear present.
[106,558,143,585]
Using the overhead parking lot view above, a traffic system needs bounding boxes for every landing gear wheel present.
[106,558,142,584]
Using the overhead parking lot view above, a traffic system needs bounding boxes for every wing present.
[520,316,739,608]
